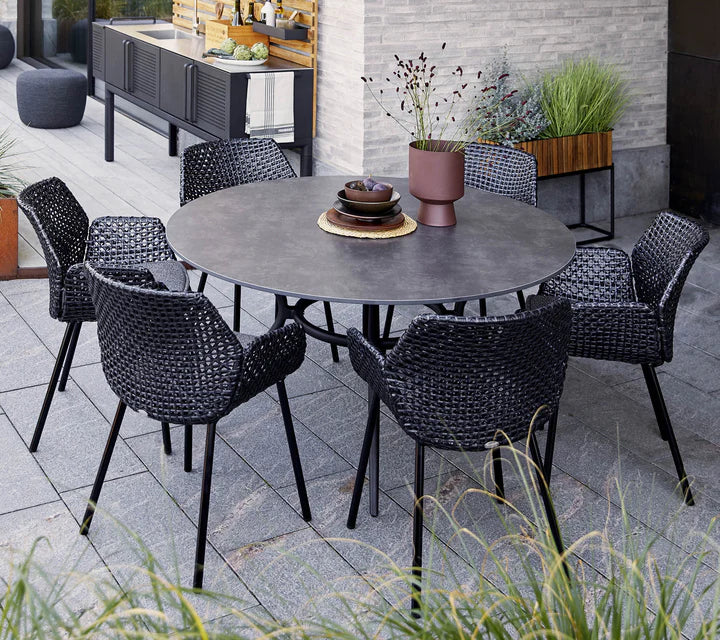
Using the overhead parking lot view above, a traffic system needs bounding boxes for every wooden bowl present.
[344,181,394,202]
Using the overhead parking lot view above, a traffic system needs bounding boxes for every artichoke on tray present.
[250,42,269,60]
[233,44,253,60]
[220,37,237,54]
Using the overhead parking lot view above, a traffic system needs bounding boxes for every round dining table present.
[166,175,576,516]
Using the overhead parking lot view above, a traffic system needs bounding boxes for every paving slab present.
[0,414,58,515]
[127,425,310,554]
[0,381,145,492]
[62,472,257,617]
[0,295,57,392]
[216,391,350,489]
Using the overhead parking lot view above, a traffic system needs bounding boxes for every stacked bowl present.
[332,178,402,225]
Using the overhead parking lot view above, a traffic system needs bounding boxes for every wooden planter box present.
[0,197,18,279]
[482,131,613,178]
[205,20,269,51]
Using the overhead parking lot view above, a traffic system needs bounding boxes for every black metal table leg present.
[363,304,381,517]
[168,123,178,157]
[105,89,114,162]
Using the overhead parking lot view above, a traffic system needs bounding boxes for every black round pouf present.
[16,69,86,128]
[0,25,15,69]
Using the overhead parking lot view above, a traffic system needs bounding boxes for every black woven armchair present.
[81,264,311,589]
[531,210,709,505]
[18,177,189,452]
[346,299,572,610]
[180,138,339,360]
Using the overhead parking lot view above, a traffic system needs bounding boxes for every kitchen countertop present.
[105,22,308,73]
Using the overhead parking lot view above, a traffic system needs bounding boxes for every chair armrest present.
[86,216,175,265]
[347,328,389,402]
[539,247,635,303]
[62,263,96,322]
[567,300,662,364]
[234,322,307,404]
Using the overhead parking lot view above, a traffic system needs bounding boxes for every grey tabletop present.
[166,176,576,306]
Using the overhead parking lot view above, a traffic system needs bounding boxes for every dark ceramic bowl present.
[336,190,401,215]
[344,181,394,202]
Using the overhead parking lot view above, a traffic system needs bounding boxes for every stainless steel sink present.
[138,29,195,40]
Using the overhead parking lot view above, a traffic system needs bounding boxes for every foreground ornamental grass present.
[1,445,718,639]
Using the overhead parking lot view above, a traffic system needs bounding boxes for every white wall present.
[315,0,667,175]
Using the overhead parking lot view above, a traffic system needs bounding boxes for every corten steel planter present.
[0,197,18,279]
[408,140,465,227]
[482,131,613,178]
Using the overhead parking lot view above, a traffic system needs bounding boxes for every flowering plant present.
[361,43,534,153]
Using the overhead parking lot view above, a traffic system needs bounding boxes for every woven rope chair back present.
[631,211,709,361]
[464,142,538,206]
[384,299,572,450]
[86,216,175,264]
[180,138,296,205]
[18,177,89,319]
[85,264,244,424]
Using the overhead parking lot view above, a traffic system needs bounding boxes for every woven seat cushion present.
[142,261,190,292]
[17,69,86,128]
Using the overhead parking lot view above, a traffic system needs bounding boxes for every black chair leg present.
[382,305,395,340]
[323,301,340,363]
[492,446,504,502]
[197,271,208,293]
[642,364,694,505]
[543,410,558,483]
[233,285,241,333]
[30,322,77,452]
[184,424,193,472]
[516,290,526,310]
[161,422,172,455]
[479,299,487,316]
[347,391,380,529]
[276,380,311,521]
[58,322,82,392]
[193,421,217,589]
[411,442,425,615]
[641,364,669,441]
[81,400,126,535]
[528,432,567,575]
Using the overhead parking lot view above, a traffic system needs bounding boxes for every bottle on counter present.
[275,0,283,20]
[245,0,255,24]
[231,0,243,25]
[260,0,276,26]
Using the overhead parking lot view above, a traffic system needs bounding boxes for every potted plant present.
[0,130,25,279]
[363,44,523,226]
[483,57,629,177]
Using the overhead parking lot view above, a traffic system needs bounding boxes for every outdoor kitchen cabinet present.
[104,29,160,107]
[97,23,314,175]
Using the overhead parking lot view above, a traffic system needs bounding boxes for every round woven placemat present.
[317,211,417,239]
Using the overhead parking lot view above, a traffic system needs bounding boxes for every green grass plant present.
[539,58,630,138]
[2,445,720,639]
[0,129,26,198]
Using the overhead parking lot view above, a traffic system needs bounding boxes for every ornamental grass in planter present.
[482,57,630,177]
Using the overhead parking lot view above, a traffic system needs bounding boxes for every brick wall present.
[315,0,668,175]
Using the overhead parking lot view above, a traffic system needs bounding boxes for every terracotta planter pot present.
[0,197,18,279]
[408,140,465,227]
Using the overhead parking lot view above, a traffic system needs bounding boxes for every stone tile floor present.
[0,211,719,630]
